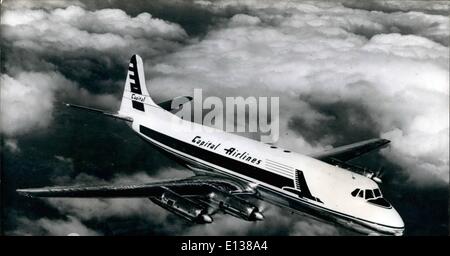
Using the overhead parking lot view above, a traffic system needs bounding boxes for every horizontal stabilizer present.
[65,103,133,122]
[157,96,193,112]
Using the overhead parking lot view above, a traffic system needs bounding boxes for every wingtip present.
[16,189,33,197]
[381,138,391,144]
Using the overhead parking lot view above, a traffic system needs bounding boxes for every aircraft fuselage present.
[133,105,405,236]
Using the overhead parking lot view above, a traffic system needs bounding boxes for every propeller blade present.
[256,201,271,214]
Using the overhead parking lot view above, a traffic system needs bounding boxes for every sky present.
[1,0,448,235]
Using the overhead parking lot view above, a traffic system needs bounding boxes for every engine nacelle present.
[207,189,264,221]
[150,189,213,224]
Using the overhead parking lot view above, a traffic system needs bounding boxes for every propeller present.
[254,201,273,218]
[258,202,269,214]
[248,202,269,227]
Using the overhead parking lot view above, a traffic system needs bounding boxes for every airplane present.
[17,54,405,236]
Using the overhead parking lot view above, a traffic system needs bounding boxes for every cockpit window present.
[351,187,392,208]
[351,189,360,197]
[367,197,392,208]
[374,189,381,198]
[357,190,364,198]
[365,189,374,199]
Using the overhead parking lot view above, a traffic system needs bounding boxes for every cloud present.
[197,0,448,46]
[340,0,449,16]
[229,14,261,27]
[0,71,117,137]
[0,72,63,136]
[3,0,85,10]
[4,139,20,153]
[2,6,186,52]
[147,0,448,185]
[1,5,189,137]
[12,216,100,236]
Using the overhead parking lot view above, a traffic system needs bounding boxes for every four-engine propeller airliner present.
[17,55,405,236]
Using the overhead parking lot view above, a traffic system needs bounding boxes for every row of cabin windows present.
[351,188,382,200]
[270,145,291,153]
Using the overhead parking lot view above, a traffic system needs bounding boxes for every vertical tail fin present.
[119,54,157,116]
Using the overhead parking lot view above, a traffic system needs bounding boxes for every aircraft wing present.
[18,180,172,198]
[310,138,390,163]
[16,175,252,198]
[17,175,264,223]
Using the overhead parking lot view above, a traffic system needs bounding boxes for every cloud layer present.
[0,71,117,136]
[2,0,448,236]
[12,216,100,236]
[2,6,186,52]
[1,5,188,137]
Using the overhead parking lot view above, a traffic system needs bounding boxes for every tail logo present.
[131,94,146,102]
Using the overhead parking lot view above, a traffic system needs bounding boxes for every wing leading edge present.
[16,176,246,198]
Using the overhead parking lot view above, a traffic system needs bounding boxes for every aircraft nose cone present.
[251,211,264,221]
[387,209,405,236]
[392,210,404,228]
[201,214,213,224]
